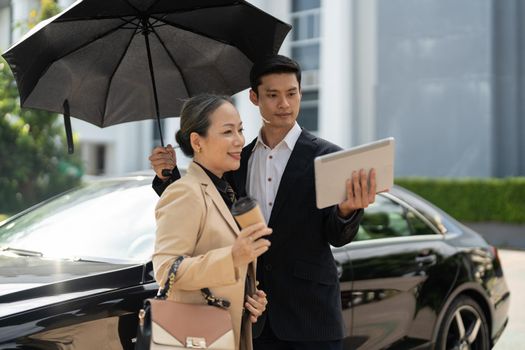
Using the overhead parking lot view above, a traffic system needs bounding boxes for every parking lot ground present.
[492,249,525,350]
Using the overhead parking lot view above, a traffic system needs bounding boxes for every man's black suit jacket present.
[153,129,363,341]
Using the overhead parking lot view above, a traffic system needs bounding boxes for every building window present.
[299,90,319,132]
[292,0,321,13]
[95,144,106,175]
[291,44,319,71]
[81,143,107,175]
[291,0,320,131]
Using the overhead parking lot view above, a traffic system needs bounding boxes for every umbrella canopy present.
[2,0,291,151]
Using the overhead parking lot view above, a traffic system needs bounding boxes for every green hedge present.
[394,177,525,223]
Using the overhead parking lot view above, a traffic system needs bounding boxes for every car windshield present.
[0,176,158,262]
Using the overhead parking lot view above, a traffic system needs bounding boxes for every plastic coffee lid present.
[231,196,258,216]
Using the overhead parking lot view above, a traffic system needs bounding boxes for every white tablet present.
[314,137,395,209]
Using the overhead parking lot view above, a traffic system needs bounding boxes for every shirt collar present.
[253,122,302,152]
[193,161,229,193]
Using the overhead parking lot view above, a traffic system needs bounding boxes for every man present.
[150,55,377,350]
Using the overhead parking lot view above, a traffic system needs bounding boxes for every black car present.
[0,175,509,349]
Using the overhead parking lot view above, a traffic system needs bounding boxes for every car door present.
[342,194,454,350]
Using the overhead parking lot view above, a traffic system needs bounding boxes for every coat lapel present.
[268,130,316,225]
[188,163,240,236]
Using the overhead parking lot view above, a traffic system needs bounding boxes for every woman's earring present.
[197,147,202,153]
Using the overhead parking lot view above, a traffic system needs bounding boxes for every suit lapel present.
[188,163,240,236]
[269,130,316,225]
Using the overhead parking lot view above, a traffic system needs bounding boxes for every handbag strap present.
[156,256,231,309]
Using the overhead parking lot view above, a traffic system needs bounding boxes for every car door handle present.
[415,254,437,265]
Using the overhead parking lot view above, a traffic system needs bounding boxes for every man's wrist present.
[335,206,361,224]
[337,205,354,219]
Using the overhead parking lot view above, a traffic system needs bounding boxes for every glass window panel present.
[301,91,319,101]
[292,17,303,41]
[355,196,437,241]
[292,14,320,41]
[307,14,316,38]
[357,197,408,240]
[406,211,436,235]
[292,44,320,71]
[314,13,321,38]
[299,104,318,131]
[292,0,321,12]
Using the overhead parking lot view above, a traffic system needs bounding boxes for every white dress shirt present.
[247,123,302,222]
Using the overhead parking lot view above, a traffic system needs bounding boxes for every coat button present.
[265,264,272,271]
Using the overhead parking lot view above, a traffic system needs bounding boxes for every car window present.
[354,195,437,241]
[390,186,461,234]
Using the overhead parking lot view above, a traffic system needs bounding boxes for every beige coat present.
[153,162,255,350]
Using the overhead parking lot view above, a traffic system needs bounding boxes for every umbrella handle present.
[162,169,172,177]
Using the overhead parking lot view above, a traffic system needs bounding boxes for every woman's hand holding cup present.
[232,222,272,267]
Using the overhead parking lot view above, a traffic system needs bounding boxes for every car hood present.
[0,253,147,318]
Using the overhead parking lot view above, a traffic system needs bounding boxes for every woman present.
[153,94,271,350]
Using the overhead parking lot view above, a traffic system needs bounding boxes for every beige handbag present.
[135,257,235,349]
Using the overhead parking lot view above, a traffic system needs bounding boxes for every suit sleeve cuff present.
[152,167,181,196]
[334,206,361,224]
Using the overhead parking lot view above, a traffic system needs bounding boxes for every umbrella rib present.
[143,19,164,146]
[100,25,141,126]
[148,22,191,96]
[53,1,290,43]
[152,16,236,52]
[53,0,141,22]
[52,2,287,25]
[55,14,138,23]
[150,23,169,29]
[49,19,138,67]
[16,19,138,107]
[149,17,168,27]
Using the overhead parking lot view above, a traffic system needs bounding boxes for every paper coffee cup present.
[231,196,265,228]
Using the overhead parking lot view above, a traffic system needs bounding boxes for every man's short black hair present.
[249,55,302,95]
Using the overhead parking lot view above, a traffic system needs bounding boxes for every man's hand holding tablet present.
[314,137,395,210]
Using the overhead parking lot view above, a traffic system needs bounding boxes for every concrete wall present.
[492,0,525,177]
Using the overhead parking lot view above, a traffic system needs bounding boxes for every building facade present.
[254,0,525,178]
[1,0,524,177]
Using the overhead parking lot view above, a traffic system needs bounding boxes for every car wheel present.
[436,295,490,350]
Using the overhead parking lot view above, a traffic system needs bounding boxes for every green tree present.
[0,0,83,215]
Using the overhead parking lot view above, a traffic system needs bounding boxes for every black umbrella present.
[2,0,291,153]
